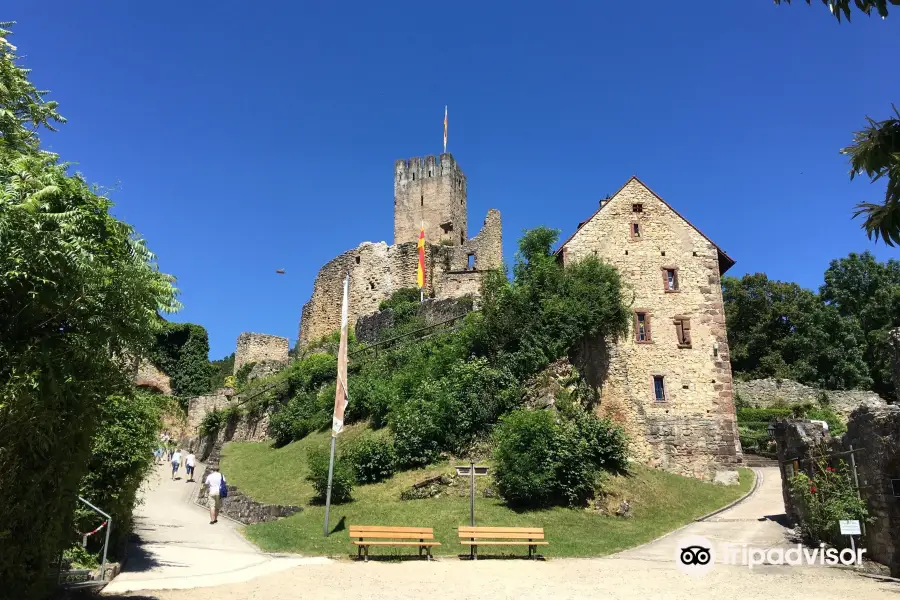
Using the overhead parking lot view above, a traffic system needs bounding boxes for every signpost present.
[839,519,861,563]
[455,462,489,526]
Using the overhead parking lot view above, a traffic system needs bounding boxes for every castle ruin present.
[298,153,501,347]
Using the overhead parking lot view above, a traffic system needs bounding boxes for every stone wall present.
[562,177,741,480]
[134,359,172,395]
[298,212,500,348]
[195,444,301,524]
[774,408,900,577]
[354,296,473,343]
[234,332,289,374]
[187,389,235,433]
[394,153,467,246]
[734,378,888,421]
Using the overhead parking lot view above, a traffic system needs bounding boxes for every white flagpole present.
[324,273,350,536]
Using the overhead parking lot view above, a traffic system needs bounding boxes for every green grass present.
[221,426,754,558]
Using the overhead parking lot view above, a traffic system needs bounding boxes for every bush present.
[390,393,445,469]
[806,407,847,436]
[788,456,868,547]
[305,447,354,504]
[493,410,564,507]
[268,387,333,447]
[199,408,226,437]
[346,433,397,484]
[347,376,399,428]
[493,408,626,508]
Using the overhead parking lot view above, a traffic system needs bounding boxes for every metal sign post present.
[455,463,489,526]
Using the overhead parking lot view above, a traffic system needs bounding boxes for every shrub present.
[346,433,397,484]
[806,407,847,436]
[347,376,399,428]
[268,387,332,447]
[378,287,421,312]
[564,405,628,474]
[199,408,226,437]
[788,456,868,547]
[234,361,256,390]
[305,447,354,504]
[390,393,445,468]
[493,410,563,507]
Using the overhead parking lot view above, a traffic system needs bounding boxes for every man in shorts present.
[171,448,182,480]
[205,466,225,524]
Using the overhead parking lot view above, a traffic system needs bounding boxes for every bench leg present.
[357,545,362,560]
[473,545,477,561]
[364,545,369,563]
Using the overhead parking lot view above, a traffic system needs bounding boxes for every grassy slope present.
[221,426,753,558]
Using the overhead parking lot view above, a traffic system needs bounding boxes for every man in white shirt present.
[185,450,196,482]
[205,466,225,524]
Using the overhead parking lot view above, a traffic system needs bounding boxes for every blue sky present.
[7,2,899,359]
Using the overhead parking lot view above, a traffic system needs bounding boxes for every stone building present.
[234,332,289,374]
[298,153,501,347]
[559,176,742,479]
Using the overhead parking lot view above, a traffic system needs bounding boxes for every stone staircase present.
[742,454,779,468]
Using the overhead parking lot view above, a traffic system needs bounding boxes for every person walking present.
[204,466,225,524]
[185,449,196,482]
[171,448,183,480]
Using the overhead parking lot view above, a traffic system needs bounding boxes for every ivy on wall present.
[149,322,216,397]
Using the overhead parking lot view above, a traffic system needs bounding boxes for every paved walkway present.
[106,467,898,599]
[102,462,327,594]
[611,467,794,566]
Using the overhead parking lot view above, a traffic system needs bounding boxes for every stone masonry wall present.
[298,211,500,348]
[234,332,289,375]
[187,389,235,433]
[355,296,474,344]
[562,177,741,480]
[394,153,467,246]
[734,378,888,421]
[775,408,900,577]
[134,359,172,395]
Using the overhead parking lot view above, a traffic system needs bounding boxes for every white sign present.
[839,520,861,536]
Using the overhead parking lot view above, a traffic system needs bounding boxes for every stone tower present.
[394,153,467,246]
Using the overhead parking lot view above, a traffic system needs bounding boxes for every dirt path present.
[109,467,897,599]
[102,462,324,594]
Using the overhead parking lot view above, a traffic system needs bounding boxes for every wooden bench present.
[458,526,548,560]
[349,525,440,562]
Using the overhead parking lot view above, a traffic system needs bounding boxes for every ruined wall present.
[186,389,235,433]
[775,408,900,577]
[563,177,741,480]
[394,153,467,246]
[234,332,289,374]
[134,359,172,395]
[734,378,887,421]
[298,210,500,347]
[355,296,474,343]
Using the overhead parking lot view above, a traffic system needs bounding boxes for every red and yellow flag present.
[443,106,448,153]
[417,224,425,289]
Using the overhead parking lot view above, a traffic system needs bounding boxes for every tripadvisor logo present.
[675,535,867,575]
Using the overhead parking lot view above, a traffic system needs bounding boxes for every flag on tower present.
[443,106,448,154]
[417,223,426,289]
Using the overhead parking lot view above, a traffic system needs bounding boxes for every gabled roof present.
[555,175,735,274]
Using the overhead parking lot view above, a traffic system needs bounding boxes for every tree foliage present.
[149,321,215,397]
[774,0,896,22]
[724,251,900,399]
[0,23,178,597]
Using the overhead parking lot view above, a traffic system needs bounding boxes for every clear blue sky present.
[7,2,900,359]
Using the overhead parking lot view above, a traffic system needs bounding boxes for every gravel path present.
[108,466,897,599]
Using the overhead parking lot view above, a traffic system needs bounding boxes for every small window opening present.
[692,251,698,257]
[421,194,424,207]
[467,253,475,270]
[412,173,416,181]
[675,317,692,347]
[664,269,679,292]
[632,222,641,238]
[661,251,666,257]
[635,312,650,342]
[625,250,628,255]
[460,233,464,244]
[632,203,643,213]
[653,376,666,402]
[369,281,375,290]
[355,256,360,264]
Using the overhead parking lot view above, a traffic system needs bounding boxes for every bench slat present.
[460,541,549,546]
[351,532,435,540]
[457,532,545,540]
[458,527,544,534]
[352,541,441,547]
[350,526,433,534]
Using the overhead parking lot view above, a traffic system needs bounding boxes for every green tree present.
[723,273,871,389]
[774,2,899,245]
[0,23,178,597]
[821,251,900,398]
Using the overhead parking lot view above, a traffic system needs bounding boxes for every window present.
[635,311,651,342]
[355,256,360,264]
[631,222,641,240]
[421,194,424,207]
[632,203,643,213]
[674,317,692,347]
[467,253,475,270]
[663,268,679,292]
[653,376,667,402]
